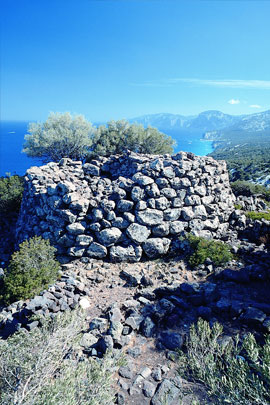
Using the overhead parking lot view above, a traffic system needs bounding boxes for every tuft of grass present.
[245,211,270,221]
[178,319,270,404]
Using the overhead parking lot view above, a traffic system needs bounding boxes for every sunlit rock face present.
[15,151,235,262]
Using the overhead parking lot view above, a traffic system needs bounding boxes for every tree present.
[23,112,95,163]
[90,120,175,157]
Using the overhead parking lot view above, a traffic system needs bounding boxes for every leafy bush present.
[0,310,118,405]
[186,234,233,268]
[178,319,270,404]
[245,211,270,221]
[2,236,60,304]
[23,112,95,163]
[231,181,270,201]
[90,119,175,157]
[0,174,24,216]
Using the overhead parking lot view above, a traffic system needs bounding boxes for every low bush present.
[0,310,119,405]
[0,174,24,216]
[185,234,233,268]
[178,319,270,404]
[1,236,60,305]
[231,181,270,201]
[245,211,270,221]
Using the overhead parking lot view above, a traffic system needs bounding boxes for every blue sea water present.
[0,121,213,176]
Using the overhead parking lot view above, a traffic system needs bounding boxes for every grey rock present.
[126,223,151,244]
[132,173,154,186]
[89,317,108,332]
[146,183,160,198]
[98,227,122,246]
[86,242,107,258]
[26,321,39,331]
[80,333,99,349]
[118,365,134,379]
[66,222,85,235]
[152,367,162,381]
[110,245,142,262]
[83,163,100,176]
[125,316,142,331]
[155,196,170,210]
[161,188,177,199]
[112,217,130,229]
[143,238,170,258]
[151,379,181,405]
[136,209,164,226]
[181,207,195,221]
[159,332,183,350]
[140,316,156,337]
[170,221,188,234]
[127,346,141,358]
[116,392,126,405]
[108,321,123,340]
[241,307,266,324]
[143,380,156,398]
[117,199,134,212]
[163,208,181,221]
[76,234,93,246]
[152,222,170,236]
[131,186,145,202]
[99,335,114,353]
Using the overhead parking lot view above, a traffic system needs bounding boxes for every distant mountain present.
[204,110,270,140]
[130,109,270,136]
[130,110,241,132]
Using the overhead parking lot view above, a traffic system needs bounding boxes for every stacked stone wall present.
[15,151,236,262]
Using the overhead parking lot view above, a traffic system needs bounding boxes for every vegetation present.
[89,119,175,157]
[23,112,95,163]
[1,236,60,305]
[231,181,270,201]
[23,113,175,164]
[0,310,118,405]
[210,139,270,184]
[178,319,270,404]
[185,234,233,268]
[0,174,24,216]
[245,211,270,221]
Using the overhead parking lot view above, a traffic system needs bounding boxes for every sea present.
[0,121,214,177]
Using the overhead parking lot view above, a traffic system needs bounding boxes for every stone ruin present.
[15,151,236,262]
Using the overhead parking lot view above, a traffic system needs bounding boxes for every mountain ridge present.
[130,109,270,134]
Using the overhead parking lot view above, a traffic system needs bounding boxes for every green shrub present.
[0,174,24,216]
[186,234,233,268]
[231,181,270,201]
[23,112,95,163]
[89,119,175,157]
[178,319,270,404]
[234,203,242,210]
[2,236,60,304]
[0,310,119,405]
[245,211,270,221]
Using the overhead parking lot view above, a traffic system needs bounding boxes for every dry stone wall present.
[16,151,236,262]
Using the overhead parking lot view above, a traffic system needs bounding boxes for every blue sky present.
[1,0,270,122]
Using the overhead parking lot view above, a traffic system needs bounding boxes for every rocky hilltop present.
[1,151,270,404]
[16,151,236,263]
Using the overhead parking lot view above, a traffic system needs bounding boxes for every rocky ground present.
[1,237,269,404]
